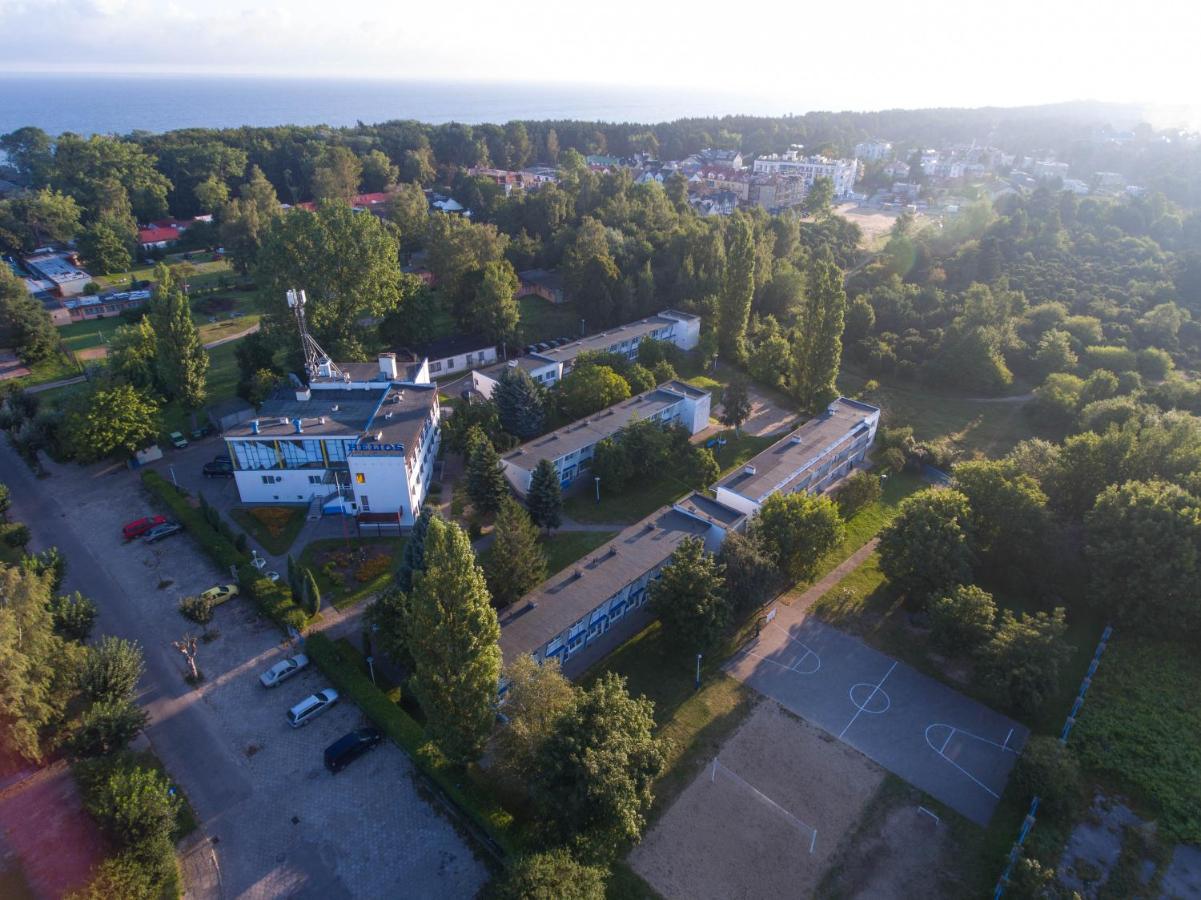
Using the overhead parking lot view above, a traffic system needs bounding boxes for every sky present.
[1,0,1199,113]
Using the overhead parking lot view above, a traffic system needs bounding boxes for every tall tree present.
[76,220,132,275]
[425,213,508,318]
[562,217,621,326]
[220,166,281,274]
[472,259,521,346]
[649,536,729,653]
[752,491,845,583]
[360,150,399,193]
[495,655,576,788]
[557,365,630,420]
[526,459,563,533]
[719,214,755,362]
[799,176,835,219]
[406,517,501,764]
[485,497,548,607]
[531,672,664,856]
[465,426,510,515]
[386,181,429,250]
[193,175,229,213]
[719,375,752,432]
[792,251,846,411]
[494,366,545,440]
[977,608,1072,716]
[62,383,161,462]
[0,266,58,364]
[716,530,779,616]
[396,506,435,593]
[0,188,81,249]
[310,146,363,203]
[494,850,606,900]
[953,460,1050,572]
[148,264,208,408]
[79,636,144,704]
[878,488,973,603]
[107,318,158,390]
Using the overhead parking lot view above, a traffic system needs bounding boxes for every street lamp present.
[168,465,178,488]
[366,656,377,686]
[695,653,703,691]
[594,476,601,504]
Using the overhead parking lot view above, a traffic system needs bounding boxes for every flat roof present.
[714,398,880,502]
[407,333,494,360]
[24,252,89,284]
[502,380,705,472]
[674,491,748,528]
[310,360,425,386]
[499,506,720,663]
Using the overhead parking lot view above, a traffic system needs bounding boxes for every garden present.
[230,504,307,555]
[298,536,405,609]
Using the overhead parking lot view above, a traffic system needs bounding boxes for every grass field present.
[517,297,583,345]
[229,505,308,556]
[92,255,232,290]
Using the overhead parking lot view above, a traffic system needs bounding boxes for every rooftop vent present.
[790,435,803,444]
[295,387,311,402]
[250,419,260,435]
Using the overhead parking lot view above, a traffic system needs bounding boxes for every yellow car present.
[199,584,239,606]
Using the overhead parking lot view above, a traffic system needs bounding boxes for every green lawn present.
[539,530,619,574]
[517,297,583,345]
[229,506,308,556]
[298,536,406,609]
[92,255,232,290]
[8,349,80,388]
[159,339,241,439]
[58,317,127,354]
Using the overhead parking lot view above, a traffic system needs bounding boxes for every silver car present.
[287,689,338,728]
[259,654,309,688]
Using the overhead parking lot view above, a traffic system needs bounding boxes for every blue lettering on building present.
[348,442,405,453]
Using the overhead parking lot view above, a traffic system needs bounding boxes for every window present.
[360,495,370,510]
[355,473,366,484]
[308,475,323,484]
[430,361,442,373]
[260,475,279,484]
[446,358,455,369]
[466,353,474,365]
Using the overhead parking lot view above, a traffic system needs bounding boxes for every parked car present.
[324,728,384,773]
[143,522,184,544]
[199,583,239,605]
[259,653,309,688]
[123,515,167,541]
[287,688,338,727]
[168,431,189,449]
[202,460,234,478]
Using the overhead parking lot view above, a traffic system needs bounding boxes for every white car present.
[264,571,281,583]
[259,654,309,688]
[287,688,339,728]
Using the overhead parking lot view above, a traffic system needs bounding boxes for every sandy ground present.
[75,346,109,361]
[834,203,903,249]
[823,802,952,899]
[630,700,885,900]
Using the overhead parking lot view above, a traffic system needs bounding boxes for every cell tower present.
[286,289,343,382]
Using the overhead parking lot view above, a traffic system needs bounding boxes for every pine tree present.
[406,517,502,764]
[485,497,548,607]
[719,213,754,362]
[149,263,209,408]
[465,427,509,515]
[649,536,729,653]
[526,459,563,533]
[397,506,435,593]
[494,366,546,440]
[792,251,846,411]
[302,567,322,616]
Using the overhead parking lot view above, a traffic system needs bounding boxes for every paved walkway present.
[771,537,880,618]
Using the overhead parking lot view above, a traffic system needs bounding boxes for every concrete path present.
[25,374,86,393]
[203,322,260,350]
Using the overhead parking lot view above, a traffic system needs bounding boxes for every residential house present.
[404,334,498,378]
[517,268,566,304]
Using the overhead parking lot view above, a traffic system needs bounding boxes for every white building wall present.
[349,455,414,523]
[232,467,330,504]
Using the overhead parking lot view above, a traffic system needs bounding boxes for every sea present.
[0,73,800,137]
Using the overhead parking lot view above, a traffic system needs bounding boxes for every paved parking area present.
[15,449,486,898]
[726,619,1028,826]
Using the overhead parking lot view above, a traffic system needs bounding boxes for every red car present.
[123,515,167,541]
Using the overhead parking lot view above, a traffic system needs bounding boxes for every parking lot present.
[13,446,486,898]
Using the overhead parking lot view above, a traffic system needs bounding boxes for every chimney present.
[295,387,311,402]
[293,418,303,434]
[250,419,260,435]
[379,352,398,380]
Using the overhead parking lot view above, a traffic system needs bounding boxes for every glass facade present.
[232,437,353,471]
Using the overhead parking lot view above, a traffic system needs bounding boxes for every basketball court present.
[725,618,1027,826]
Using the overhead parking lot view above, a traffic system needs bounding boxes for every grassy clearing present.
[298,536,405,609]
[539,530,619,574]
[517,297,582,345]
[92,255,232,290]
[8,349,80,388]
[158,339,241,438]
[229,505,308,556]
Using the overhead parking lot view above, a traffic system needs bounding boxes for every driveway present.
[1,442,487,899]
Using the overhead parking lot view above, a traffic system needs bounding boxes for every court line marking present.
[710,758,817,853]
[848,682,892,715]
[838,661,897,738]
[735,647,820,677]
[923,723,1021,800]
[766,622,822,674]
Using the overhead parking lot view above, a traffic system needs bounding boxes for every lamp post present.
[594,476,601,504]
[366,656,377,686]
[695,653,703,691]
[168,465,178,488]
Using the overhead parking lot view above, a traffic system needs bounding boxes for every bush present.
[71,698,149,758]
[494,849,608,900]
[353,554,392,584]
[3,523,31,547]
[66,848,173,900]
[237,565,308,632]
[80,636,145,703]
[76,756,180,848]
[1012,735,1083,821]
[49,591,98,642]
[928,585,997,652]
[835,470,882,517]
[877,446,906,473]
[234,532,248,553]
[178,595,214,625]
[304,633,518,855]
[142,471,247,571]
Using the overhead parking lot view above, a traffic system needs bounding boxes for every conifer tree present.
[485,497,548,607]
[494,366,546,440]
[149,263,209,408]
[302,567,322,615]
[396,506,435,593]
[465,426,509,515]
[526,459,563,533]
[406,518,502,764]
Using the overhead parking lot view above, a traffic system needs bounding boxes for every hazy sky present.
[1,0,1198,112]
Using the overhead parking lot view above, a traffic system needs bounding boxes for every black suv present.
[324,728,384,773]
[202,459,234,478]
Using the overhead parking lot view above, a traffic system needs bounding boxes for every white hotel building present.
[751,149,859,198]
[223,353,440,527]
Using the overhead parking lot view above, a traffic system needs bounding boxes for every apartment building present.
[752,149,858,197]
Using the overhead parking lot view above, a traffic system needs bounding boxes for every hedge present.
[304,632,519,857]
[141,471,308,633]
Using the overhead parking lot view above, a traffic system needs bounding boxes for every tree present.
[484,498,548,608]
[366,587,414,673]
[80,636,145,703]
[107,318,158,390]
[311,146,363,203]
[62,383,161,462]
[465,427,510,516]
[396,506,435,593]
[406,518,501,765]
[716,530,779,616]
[51,134,171,220]
[71,698,149,758]
[77,220,132,275]
[719,214,754,362]
[978,607,1072,715]
[147,264,208,408]
[752,492,845,584]
[301,567,322,616]
[425,213,508,319]
[953,460,1050,571]
[748,324,791,388]
[494,364,546,440]
[719,375,752,432]
[178,595,214,628]
[0,266,58,364]
[49,591,98,642]
[82,762,180,849]
[1032,329,1078,377]
[792,251,846,411]
[1012,735,1083,821]
[172,634,201,682]
[0,565,75,761]
[800,176,835,219]
[494,850,607,900]
[649,536,729,653]
[256,201,406,354]
[472,259,521,346]
[530,672,664,857]
[1084,480,1201,632]
[360,149,399,193]
[562,217,621,327]
[557,365,631,420]
[928,585,997,652]
[220,166,280,274]
[682,445,720,491]
[0,188,81,249]
[386,181,429,249]
[527,459,563,533]
[878,489,973,603]
[495,655,577,787]
[835,470,882,518]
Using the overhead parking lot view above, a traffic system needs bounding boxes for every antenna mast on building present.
[286,289,342,382]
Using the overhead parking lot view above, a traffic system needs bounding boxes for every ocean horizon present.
[0,72,803,137]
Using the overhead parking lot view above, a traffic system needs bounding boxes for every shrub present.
[248,506,296,536]
[1012,735,1083,821]
[928,585,997,652]
[49,591,98,642]
[234,532,248,553]
[3,523,31,547]
[80,636,145,703]
[141,471,247,571]
[71,698,149,758]
[353,554,393,584]
[877,446,906,473]
[237,565,308,632]
[76,757,179,848]
[835,470,882,517]
[494,850,607,900]
[178,595,214,625]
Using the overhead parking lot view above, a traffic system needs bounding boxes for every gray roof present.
[674,491,748,528]
[502,381,706,473]
[714,397,879,502]
[499,506,720,663]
